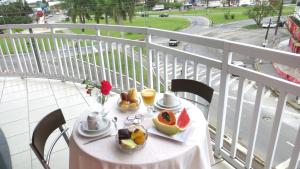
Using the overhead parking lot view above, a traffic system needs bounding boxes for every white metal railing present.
[0,23,299,169]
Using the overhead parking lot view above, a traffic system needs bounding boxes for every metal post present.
[29,28,43,73]
[274,0,283,36]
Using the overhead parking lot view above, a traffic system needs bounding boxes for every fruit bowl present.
[118,88,140,112]
[117,97,141,112]
[116,125,148,153]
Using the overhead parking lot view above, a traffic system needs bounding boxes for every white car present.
[262,21,277,28]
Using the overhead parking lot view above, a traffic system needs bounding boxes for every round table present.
[69,94,214,169]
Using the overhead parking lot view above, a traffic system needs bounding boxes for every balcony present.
[0,23,299,169]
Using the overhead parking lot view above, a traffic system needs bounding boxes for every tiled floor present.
[0,77,231,169]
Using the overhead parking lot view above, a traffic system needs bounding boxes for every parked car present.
[159,14,169,17]
[232,61,245,77]
[262,20,285,28]
[168,39,180,47]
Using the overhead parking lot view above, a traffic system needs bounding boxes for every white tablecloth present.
[69,94,214,169]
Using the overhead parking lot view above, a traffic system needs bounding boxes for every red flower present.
[100,80,112,95]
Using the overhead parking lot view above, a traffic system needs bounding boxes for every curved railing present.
[0,23,299,169]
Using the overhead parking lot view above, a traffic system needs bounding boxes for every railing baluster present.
[131,46,136,89]
[9,29,23,73]
[215,43,232,157]
[91,41,99,82]
[173,56,177,79]
[164,54,168,92]
[4,38,15,72]
[156,51,160,92]
[41,38,51,75]
[288,125,300,169]
[146,35,153,88]
[245,83,265,169]
[139,47,144,90]
[264,91,288,169]
[47,37,57,75]
[66,39,75,78]
[84,40,92,80]
[72,40,80,79]
[28,36,39,73]
[0,42,9,72]
[51,28,64,76]
[124,45,130,89]
[97,41,106,80]
[105,42,112,84]
[111,42,118,88]
[60,38,69,77]
[206,66,212,86]
[23,38,34,73]
[17,36,28,73]
[34,38,45,74]
[78,39,86,79]
[230,77,245,158]
[117,43,123,91]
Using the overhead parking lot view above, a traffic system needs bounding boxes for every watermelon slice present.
[176,108,190,131]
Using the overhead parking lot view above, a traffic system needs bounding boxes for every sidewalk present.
[255,39,300,110]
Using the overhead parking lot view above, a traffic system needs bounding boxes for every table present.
[69,94,214,169]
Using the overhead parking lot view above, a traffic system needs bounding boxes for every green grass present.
[242,24,261,29]
[70,16,190,39]
[150,6,295,24]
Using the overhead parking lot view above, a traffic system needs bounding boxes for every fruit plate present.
[148,123,195,143]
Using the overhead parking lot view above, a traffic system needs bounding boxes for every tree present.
[61,0,95,31]
[0,2,33,24]
[246,1,275,26]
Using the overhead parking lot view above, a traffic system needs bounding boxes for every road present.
[154,15,299,166]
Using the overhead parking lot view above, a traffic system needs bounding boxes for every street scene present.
[0,0,299,169]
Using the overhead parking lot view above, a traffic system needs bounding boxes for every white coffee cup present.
[163,92,178,107]
[87,111,100,130]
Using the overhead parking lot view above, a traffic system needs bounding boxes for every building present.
[0,0,16,5]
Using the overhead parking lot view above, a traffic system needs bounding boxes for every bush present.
[0,16,32,24]
[224,13,229,19]
[163,2,182,9]
[231,14,235,19]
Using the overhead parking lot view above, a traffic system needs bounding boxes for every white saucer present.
[157,99,181,108]
[80,118,111,133]
[154,102,182,112]
[78,120,111,138]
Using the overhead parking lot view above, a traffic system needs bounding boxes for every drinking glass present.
[141,88,156,117]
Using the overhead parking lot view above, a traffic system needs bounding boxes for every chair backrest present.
[30,109,68,168]
[171,79,214,103]
[0,128,12,169]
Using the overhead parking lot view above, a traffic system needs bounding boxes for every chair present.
[171,79,214,119]
[0,128,12,169]
[30,109,69,169]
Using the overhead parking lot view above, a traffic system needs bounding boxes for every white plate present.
[148,124,195,143]
[154,103,182,112]
[80,118,111,133]
[78,121,112,138]
[157,99,181,108]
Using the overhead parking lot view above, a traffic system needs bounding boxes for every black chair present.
[0,128,12,169]
[30,109,69,169]
[171,79,214,119]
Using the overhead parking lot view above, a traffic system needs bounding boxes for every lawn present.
[70,16,190,39]
[150,5,295,24]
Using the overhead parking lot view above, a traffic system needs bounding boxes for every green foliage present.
[291,0,297,4]
[246,2,275,25]
[224,13,229,19]
[163,2,182,9]
[0,2,33,24]
[231,14,235,19]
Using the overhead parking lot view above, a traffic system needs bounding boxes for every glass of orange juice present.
[141,88,156,117]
